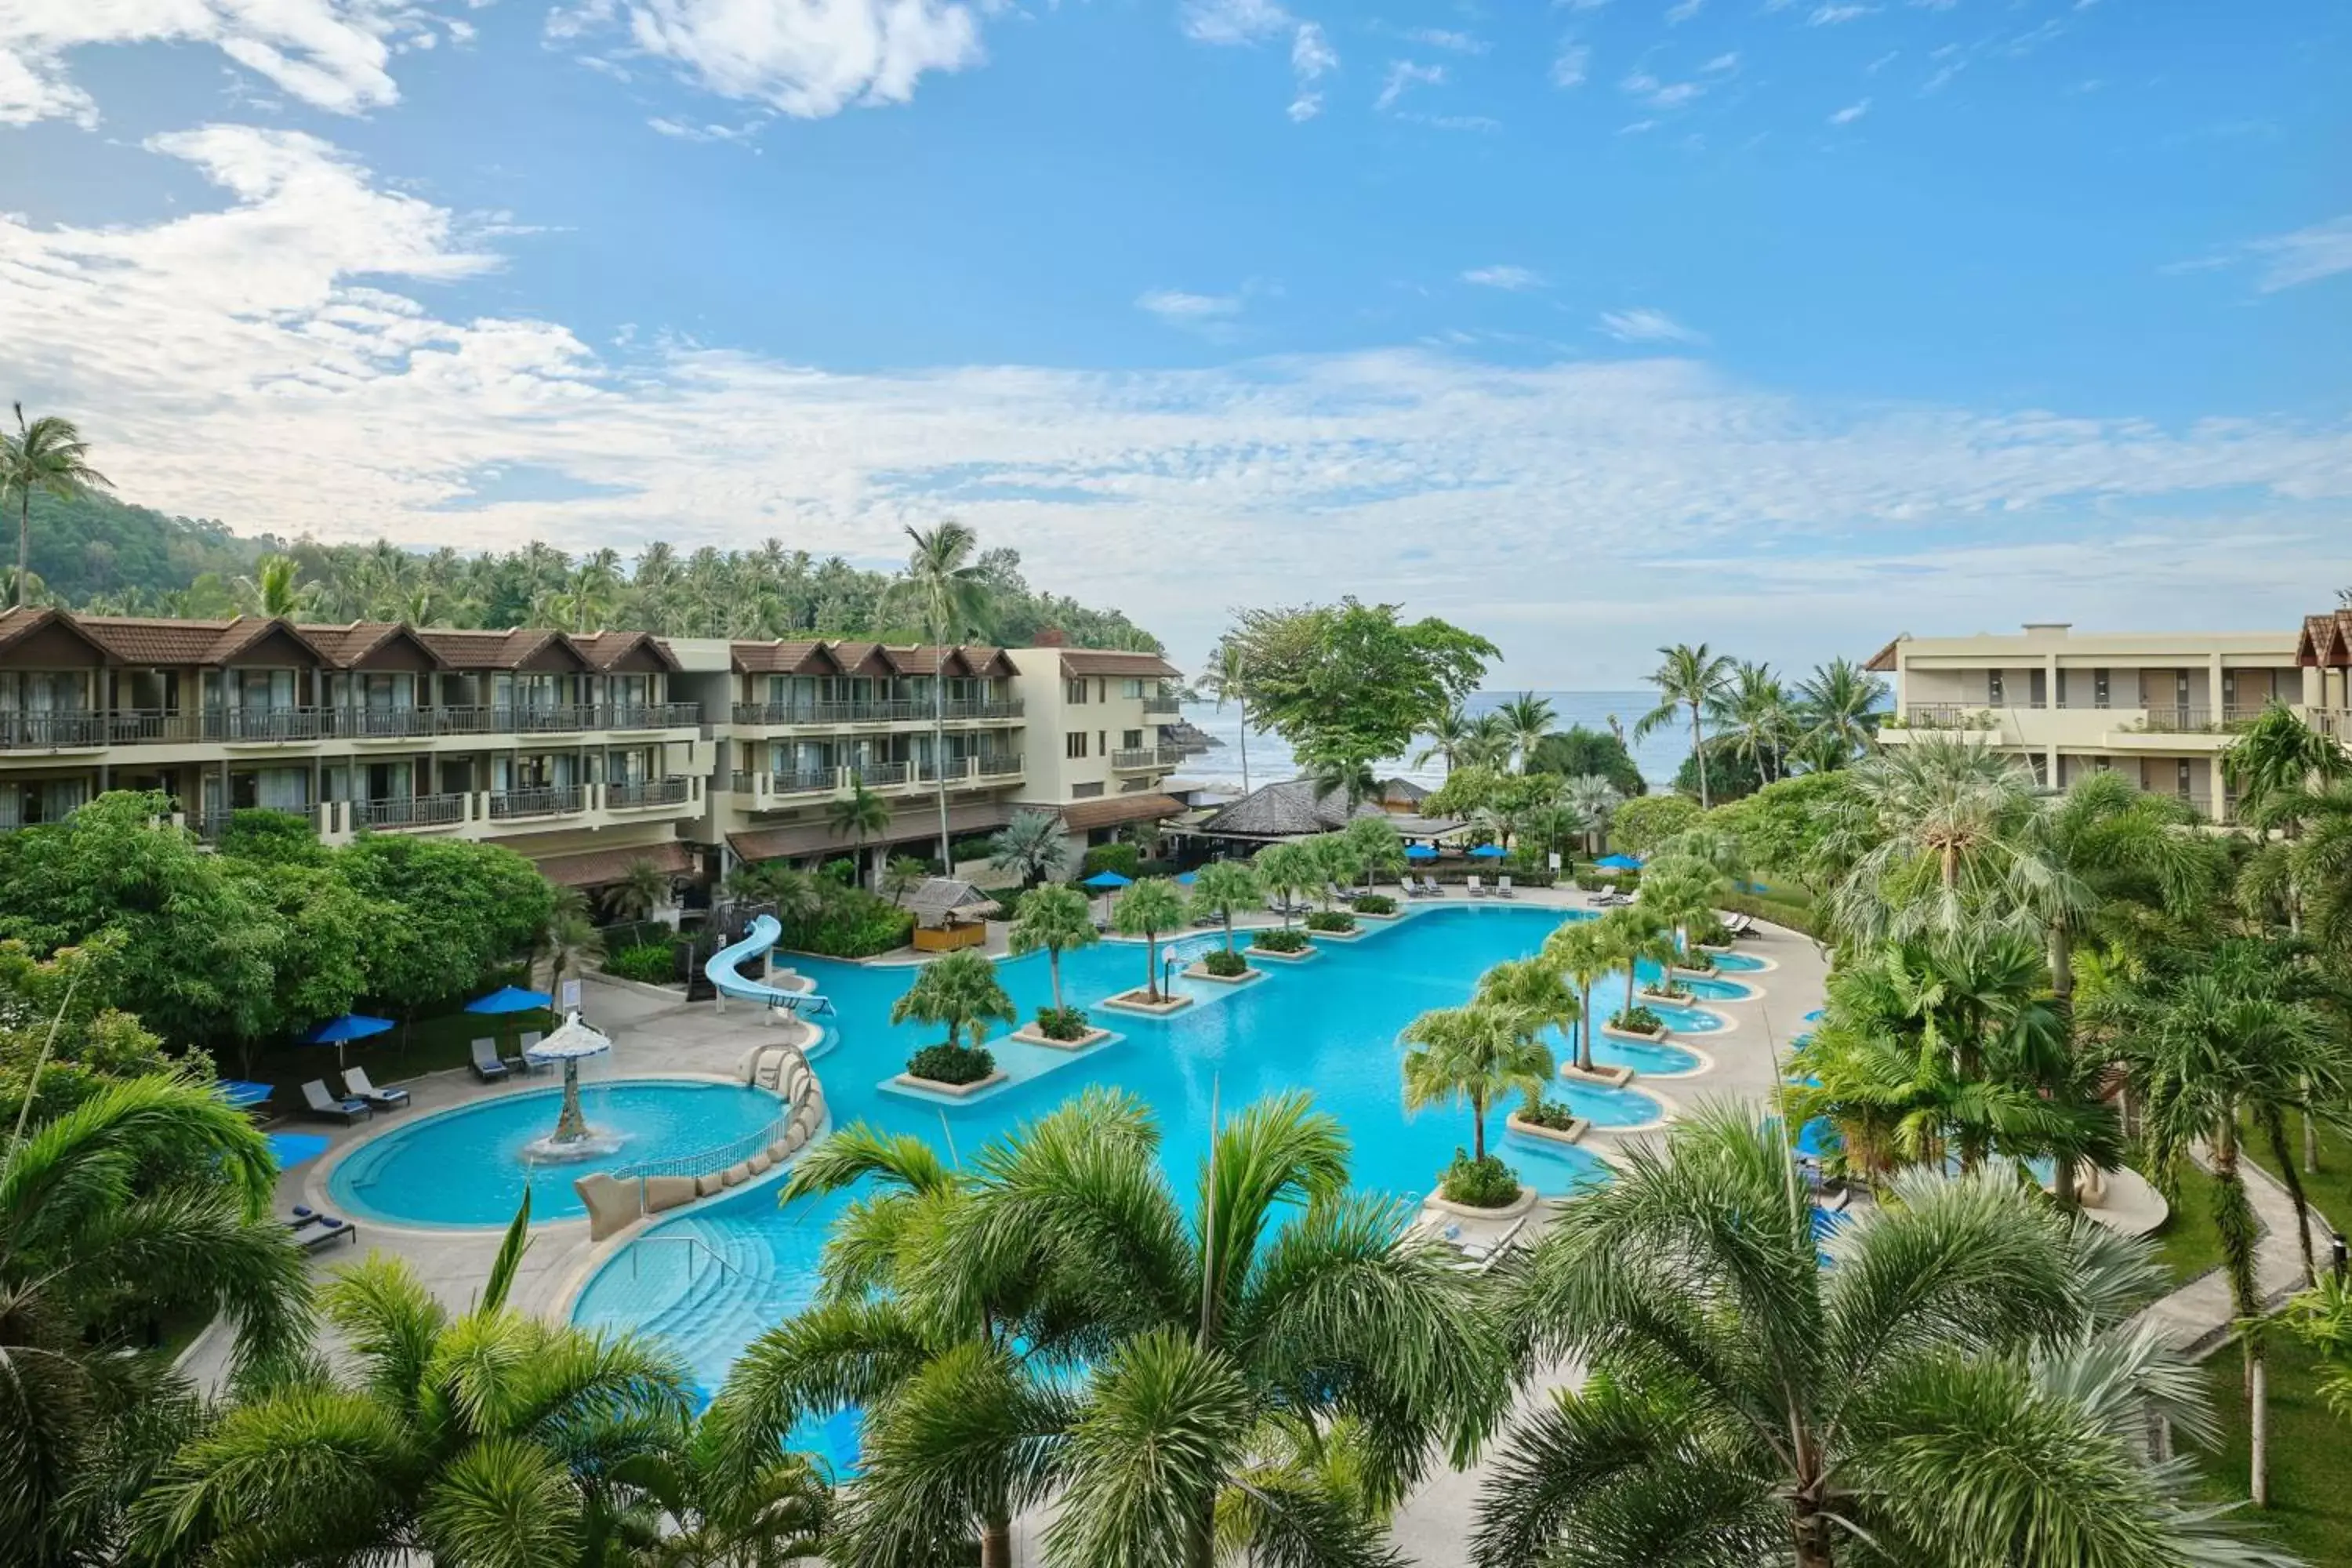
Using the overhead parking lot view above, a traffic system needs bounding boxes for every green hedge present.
[1200,948,1250,977]
[1080,843,1141,880]
[1252,927,1311,954]
[781,887,916,958]
[602,942,678,984]
[1032,1004,1092,1041]
[1720,891,1829,942]
[1439,1149,1521,1207]
[1305,910,1358,934]
[907,1042,994,1084]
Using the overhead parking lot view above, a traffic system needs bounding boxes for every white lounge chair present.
[1465,875,1486,898]
[1497,875,1515,898]
[1423,875,1449,898]
[470,1038,510,1083]
[301,1079,370,1124]
[514,1031,546,1074]
[341,1065,409,1111]
[1442,1214,1531,1273]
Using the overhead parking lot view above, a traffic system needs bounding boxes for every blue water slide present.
[705,915,835,1015]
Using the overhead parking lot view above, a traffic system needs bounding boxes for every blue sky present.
[2,0,2347,683]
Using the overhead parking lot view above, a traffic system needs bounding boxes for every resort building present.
[1868,613,2352,820]
[0,607,1186,891]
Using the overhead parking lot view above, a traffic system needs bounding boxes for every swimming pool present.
[1585,1033,1704,1076]
[1555,1080,1668,1128]
[327,1080,785,1227]
[573,904,1639,1394]
[1704,951,1769,973]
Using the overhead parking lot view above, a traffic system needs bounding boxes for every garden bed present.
[1507,1110,1592,1145]
[1425,1184,1538,1219]
[1009,1022,1114,1051]
[1559,1062,1637,1089]
[1099,989,1195,1016]
[1248,944,1319,963]
[1602,1021,1670,1044]
[1184,962,1265,985]
[891,1069,1010,1099]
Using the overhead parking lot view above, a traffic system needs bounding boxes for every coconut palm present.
[612,857,672,923]
[827,782,893,891]
[1497,691,1556,773]
[1793,655,1889,768]
[1,1075,311,1563]
[1461,711,1516,771]
[1475,956,1577,1110]
[2034,771,2220,1002]
[232,553,311,619]
[1305,752,1377,814]
[2222,701,2350,824]
[1112,877,1187,1001]
[988,808,1072,888]
[136,1197,695,1567]
[892,521,993,868]
[890,949,1015,1050]
[883,855,930,904]
[1823,734,2063,945]
[1402,1002,1552,1163]
[1251,841,1314,926]
[1633,643,1737,808]
[539,884,605,1000]
[1474,1109,2287,1568]
[1707,661,1798,784]
[1007,884,1098,1009]
[1598,905,1678,1028]
[2,407,111,610]
[1202,639,1255,794]
[1343,812,1409,889]
[1541,919,1616,1075]
[1415,702,1474,775]
[2245,779,2352,956]
[1185,860,1260,953]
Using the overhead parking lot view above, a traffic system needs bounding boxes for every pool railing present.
[608,1110,793,1185]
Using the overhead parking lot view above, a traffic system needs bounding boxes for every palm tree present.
[1251,841,1314,925]
[1306,831,1361,908]
[1474,1109,2281,1568]
[1185,859,1259,951]
[1598,905,1677,1029]
[233,553,310,619]
[1305,751,1377,813]
[2222,701,2350,824]
[826,782,893,891]
[2035,771,2218,1002]
[1635,852,1727,959]
[539,884,604,1000]
[1343,811,1408,889]
[883,855,930,904]
[1708,660,1798,784]
[1414,702,1473,775]
[1461,710,1515,771]
[136,1198,697,1566]
[988,808,1071,888]
[1202,639,1255,793]
[612,857,672,924]
[1111,877,1187,1001]
[889,949,1016,1051]
[607,1425,830,1567]
[1475,955,1577,1109]
[1793,655,1889,768]
[1541,918,1616,1074]
[2,1076,311,1563]
[2,406,111,610]
[1007,884,1098,1009]
[1563,773,1622,856]
[2245,779,2352,956]
[892,521,993,868]
[1497,691,1556,773]
[1402,1003,1552,1163]
[1823,733,2060,945]
[1633,642,1736,808]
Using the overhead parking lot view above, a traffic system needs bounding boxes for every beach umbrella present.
[300,1011,394,1070]
[1468,844,1507,859]
[1595,854,1642,872]
[1080,871,1133,890]
[466,985,554,1014]
[526,1011,616,1148]
[1404,844,1438,862]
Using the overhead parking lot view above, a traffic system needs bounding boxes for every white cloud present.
[1375,59,1444,112]
[1288,21,1337,121]
[1828,97,1871,125]
[1702,51,1740,73]
[1179,0,1293,45]
[1599,307,1705,343]
[1809,2,1877,21]
[6,126,2348,680]
[1136,289,1244,322]
[0,0,454,125]
[2241,215,2352,292]
[553,0,985,118]
[1666,0,1704,23]
[648,115,762,143]
[1399,27,1486,54]
[1550,40,1590,88]
[1462,265,1544,291]
[1622,69,1704,110]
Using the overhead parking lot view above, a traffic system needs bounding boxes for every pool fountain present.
[521,1012,625,1162]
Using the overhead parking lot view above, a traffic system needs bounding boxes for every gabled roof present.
[880,644,975,678]
[1060,648,1181,678]
[418,627,594,671]
[1863,633,1907,673]
[0,606,117,664]
[959,644,1018,678]
[76,614,335,667]
[731,640,841,676]
[296,622,449,670]
[826,641,895,678]
[2298,612,2352,669]
[572,630,681,671]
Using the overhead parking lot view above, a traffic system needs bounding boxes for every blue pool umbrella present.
[1468,844,1507,859]
[267,1131,331,1171]
[1174,870,1197,885]
[466,985,554,1014]
[1595,854,1642,871]
[215,1079,274,1110]
[1080,870,1133,890]
[1404,844,1437,861]
[300,1012,394,1070]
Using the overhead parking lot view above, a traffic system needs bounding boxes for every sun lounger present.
[1405,876,1433,898]
[1439,1214,1532,1273]
[1423,875,1449,898]
[301,1079,370,1124]
[470,1038,510,1083]
[1497,875,1515,898]
[1465,875,1486,898]
[341,1065,409,1112]
[292,1214,359,1252]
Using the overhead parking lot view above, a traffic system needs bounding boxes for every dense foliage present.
[1251,926,1310,953]
[1525,724,1646,796]
[905,1041,996,1085]
[602,941,680,984]
[777,883,916,958]
[1222,597,1496,771]
[1197,947,1250,978]
[1029,1003,1094,1041]
[1352,892,1397,914]
[1304,909,1357,934]
[1607,793,1704,856]
[1439,1148,1523,1207]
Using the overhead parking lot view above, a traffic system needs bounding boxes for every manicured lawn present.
[242,1005,556,1113]
[2197,1334,2352,1566]
[2141,1158,2230,1288]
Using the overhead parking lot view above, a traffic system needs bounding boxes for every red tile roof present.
[1059,649,1181,678]
[532,838,695,887]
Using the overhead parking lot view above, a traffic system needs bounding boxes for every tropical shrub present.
[1439,1148,1522,1208]
[1515,1098,1580,1131]
[1610,1004,1666,1034]
[1642,976,1693,1000]
[602,941,677,984]
[1079,842,1142,880]
[1305,910,1358,934]
[1573,871,1639,894]
[1253,927,1311,953]
[1608,793,1704,857]
[1352,893,1398,915]
[906,1042,995,1085]
[1719,891,1828,942]
[1200,947,1250,978]
[818,858,858,886]
[782,886,916,958]
[1030,1004,1093,1042]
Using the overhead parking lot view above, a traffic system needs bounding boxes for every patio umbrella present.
[267,1131,332,1171]
[1080,871,1133,890]
[300,1012,394,1070]
[1174,870,1197,886]
[1404,844,1437,862]
[1468,844,1507,859]
[466,985,554,1014]
[1595,854,1642,872]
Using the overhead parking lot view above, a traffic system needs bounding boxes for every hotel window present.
[1064,731,1087,760]
[1120,678,1145,699]
[2222,669,2238,708]
[2176,759,2194,797]
[1122,729,1143,750]
[1071,782,1104,799]
[1065,679,1088,704]
[2093,669,2110,709]
[2028,669,2047,709]
[1987,670,2005,705]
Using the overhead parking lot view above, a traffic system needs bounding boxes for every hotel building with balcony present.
[1867,611,2352,821]
[0,605,1187,892]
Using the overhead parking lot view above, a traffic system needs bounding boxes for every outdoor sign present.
[1548,852,1562,871]
[560,978,582,1013]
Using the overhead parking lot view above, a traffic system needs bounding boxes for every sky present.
[2,0,2347,685]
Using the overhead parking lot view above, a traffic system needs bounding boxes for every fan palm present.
[1474,1109,2289,1568]
[1542,919,1617,1074]
[1202,639,1256,794]
[1793,655,1889,768]
[2,1075,310,1565]
[890,949,1016,1050]
[988,808,1072,888]
[1007,884,1098,1008]
[893,521,994,868]
[1497,691,1556,773]
[136,1197,695,1566]
[1185,860,1260,953]
[827,782,894,891]
[1414,702,1474,775]
[1633,643,1736,808]
[2,406,111,610]
[1823,734,2064,945]
[1112,877,1188,1001]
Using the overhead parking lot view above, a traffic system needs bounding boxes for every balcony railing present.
[350,793,468,829]
[771,768,837,796]
[1891,705,2001,731]
[975,754,1024,777]
[1110,748,1158,770]
[1142,695,1181,715]
[607,776,691,809]
[0,702,703,750]
[488,785,586,820]
[2122,706,2267,735]
[848,761,909,787]
[730,699,942,727]
[940,697,1025,721]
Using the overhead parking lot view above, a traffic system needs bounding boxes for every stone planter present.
[1348,906,1403,921]
[1100,989,1195,1017]
[1010,1022,1113,1051]
[1507,1110,1592,1145]
[1249,943,1318,963]
[1560,1062,1637,1090]
[892,1069,1009,1099]
[1602,1021,1670,1044]
[1425,1183,1539,1220]
[1670,964,1717,980]
[1305,926,1363,942]
[1636,987,1696,1009]
[1184,962,1265,985]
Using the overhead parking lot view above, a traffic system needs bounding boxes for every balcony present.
[1142,695,1181,715]
[0,702,703,750]
[488,785,586,820]
[975,754,1024,779]
[848,760,909,787]
[607,776,692,809]
[1889,705,2001,732]
[350,793,469,830]
[729,699,938,727]
[2118,706,2266,735]
[1112,746,1185,771]
[601,702,701,731]
[940,697,1025,721]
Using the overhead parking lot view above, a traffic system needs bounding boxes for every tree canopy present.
[1223,598,1497,768]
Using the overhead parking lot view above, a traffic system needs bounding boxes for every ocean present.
[1171,690,1689,795]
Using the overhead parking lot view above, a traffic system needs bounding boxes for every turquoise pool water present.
[574,905,1666,1396]
[1705,951,1768,973]
[1555,1081,1666,1127]
[1586,1034,1704,1076]
[328,1080,785,1227]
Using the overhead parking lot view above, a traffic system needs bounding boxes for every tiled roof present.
[960,644,1018,677]
[1057,792,1185,833]
[571,630,681,670]
[2299,612,2352,668]
[75,615,333,666]
[533,838,695,888]
[731,640,839,675]
[0,606,115,662]
[1060,649,1181,677]
[293,622,450,669]
[1192,777,1381,840]
[826,641,895,677]
[416,628,590,670]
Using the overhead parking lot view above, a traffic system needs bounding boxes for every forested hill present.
[19,490,1163,650]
